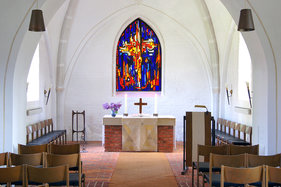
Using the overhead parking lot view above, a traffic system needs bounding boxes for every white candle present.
[154,94,157,114]
[125,93,128,113]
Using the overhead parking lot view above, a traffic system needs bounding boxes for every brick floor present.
[80,141,197,187]
[166,142,200,187]
[80,142,119,187]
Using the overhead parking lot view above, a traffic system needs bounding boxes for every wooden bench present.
[26,119,66,145]
[215,118,252,145]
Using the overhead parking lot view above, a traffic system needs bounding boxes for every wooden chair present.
[46,153,85,187]
[229,144,259,155]
[18,144,48,154]
[0,165,25,187]
[26,164,69,186]
[245,125,253,145]
[248,153,281,167]
[49,143,83,179]
[49,143,80,154]
[221,165,265,187]
[215,119,222,145]
[238,124,252,145]
[220,120,228,144]
[0,152,9,167]
[204,153,247,186]
[266,165,281,187]
[230,123,251,145]
[192,144,229,186]
[9,152,45,167]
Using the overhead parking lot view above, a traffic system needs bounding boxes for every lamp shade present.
[29,9,45,32]
[238,9,255,31]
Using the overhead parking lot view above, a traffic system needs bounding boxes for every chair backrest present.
[47,153,81,186]
[229,122,236,136]
[9,153,45,167]
[197,144,229,162]
[266,165,281,186]
[39,121,46,136]
[229,144,259,155]
[235,123,241,139]
[209,153,247,186]
[47,153,80,169]
[210,153,247,168]
[0,165,25,187]
[221,165,265,187]
[50,144,80,154]
[26,125,33,144]
[221,119,227,133]
[248,154,281,167]
[0,152,9,166]
[216,118,221,130]
[245,125,253,144]
[225,120,231,135]
[47,119,54,132]
[18,144,48,154]
[26,165,69,187]
[238,124,252,144]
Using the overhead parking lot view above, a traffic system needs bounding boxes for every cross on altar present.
[134,98,147,114]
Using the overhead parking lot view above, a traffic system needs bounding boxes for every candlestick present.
[153,94,158,116]
[124,93,128,116]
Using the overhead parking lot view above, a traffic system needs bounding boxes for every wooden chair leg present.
[192,165,194,187]
[197,171,199,187]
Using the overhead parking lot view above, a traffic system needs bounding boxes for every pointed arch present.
[116,18,162,92]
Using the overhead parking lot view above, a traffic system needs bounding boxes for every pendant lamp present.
[29,1,45,32]
[238,1,255,32]
[238,9,255,31]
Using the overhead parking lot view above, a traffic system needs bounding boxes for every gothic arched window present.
[116,18,162,91]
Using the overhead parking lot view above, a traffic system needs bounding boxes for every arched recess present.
[220,0,276,154]
[4,0,66,152]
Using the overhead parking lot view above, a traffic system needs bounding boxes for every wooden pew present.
[26,119,66,146]
[215,118,252,145]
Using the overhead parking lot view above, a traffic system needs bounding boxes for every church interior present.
[1,0,281,186]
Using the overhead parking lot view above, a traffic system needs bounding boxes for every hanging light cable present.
[238,0,255,31]
[29,0,46,32]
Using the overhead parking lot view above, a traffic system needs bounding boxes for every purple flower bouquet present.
[103,102,122,117]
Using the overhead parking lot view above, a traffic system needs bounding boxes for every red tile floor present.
[80,141,197,187]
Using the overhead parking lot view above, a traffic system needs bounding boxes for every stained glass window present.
[116,18,162,91]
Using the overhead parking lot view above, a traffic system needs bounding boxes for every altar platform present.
[102,115,176,152]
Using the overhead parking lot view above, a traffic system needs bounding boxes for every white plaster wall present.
[62,1,212,141]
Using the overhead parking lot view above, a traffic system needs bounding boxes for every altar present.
[102,115,176,152]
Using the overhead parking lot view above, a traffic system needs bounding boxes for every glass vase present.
[111,110,117,117]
